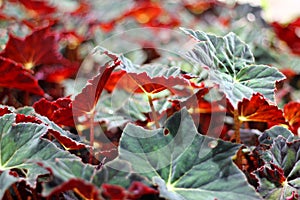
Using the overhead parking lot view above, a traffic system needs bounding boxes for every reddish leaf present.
[101,182,158,200]
[44,178,100,200]
[102,184,126,200]
[0,57,44,95]
[184,0,218,14]
[125,1,180,28]
[255,163,286,187]
[128,181,158,199]
[33,97,74,127]
[238,93,286,124]
[48,129,86,151]
[35,63,79,83]
[124,2,162,24]
[73,58,120,118]
[286,191,299,200]
[128,71,192,95]
[105,70,191,95]
[272,18,300,55]
[0,27,66,70]
[284,102,300,134]
[0,107,12,117]
[17,0,56,15]
[15,114,42,124]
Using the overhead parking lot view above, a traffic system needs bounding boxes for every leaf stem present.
[89,112,95,164]
[233,109,241,143]
[12,184,22,200]
[147,94,160,128]
[4,189,13,200]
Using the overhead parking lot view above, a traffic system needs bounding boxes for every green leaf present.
[0,171,19,199]
[259,126,294,145]
[256,136,300,199]
[0,114,95,196]
[117,108,261,200]
[181,28,285,107]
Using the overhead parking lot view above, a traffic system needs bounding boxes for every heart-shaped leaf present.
[0,114,71,191]
[284,101,300,135]
[116,108,261,200]
[96,46,192,96]
[181,28,285,108]
[0,57,44,96]
[255,135,300,199]
[238,93,286,124]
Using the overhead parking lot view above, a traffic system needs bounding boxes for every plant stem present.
[12,184,22,200]
[4,189,13,200]
[233,109,241,143]
[147,94,160,128]
[89,112,95,164]
[24,91,29,105]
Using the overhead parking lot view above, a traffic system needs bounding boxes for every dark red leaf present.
[184,0,218,14]
[73,59,120,117]
[238,93,286,124]
[0,27,66,70]
[44,178,100,200]
[0,107,12,117]
[105,69,192,96]
[272,18,300,55]
[286,191,299,200]
[0,57,44,95]
[15,114,42,124]
[124,2,162,24]
[35,63,79,83]
[48,129,86,151]
[128,181,158,199]
[102,184,126,200]
[17,0,56,15]
[33,97,74,127]
[255,163,286,187]
[284,101,300,134]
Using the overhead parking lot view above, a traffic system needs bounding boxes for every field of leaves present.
[0,0,300,199]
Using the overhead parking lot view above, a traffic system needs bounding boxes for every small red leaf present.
[73,59,120,118]
[33,97,74,127]
[44,178,100,200]
[238,93,286,124]
[0,57,44,95]
[102,184,126,200]
[256,163,286,186]
[0,27,66,70]
[35,63,79,83]
[18,0,56,15]
[48,129,87,151]
[272,18,300,55]
[128,181,158,199]
[15,114,42,124]
[284,102,300,135]
[0,107,12,117]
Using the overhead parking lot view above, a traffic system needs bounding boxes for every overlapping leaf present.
[17,0,56,15]
[116,108,261,200]
[0,27,65,70]
[0,114,69,194]
[98,46,192,96]
[0,57,44,95]
[272,18,300,55]
[238,93,286,124]
[72,51,120,118]
[181,28,285,107]
[0,113,122,199]
[253,127,300,199]
[33,97,74,127]
[284,101,300,135]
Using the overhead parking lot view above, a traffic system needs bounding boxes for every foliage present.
[0,0,300,199]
